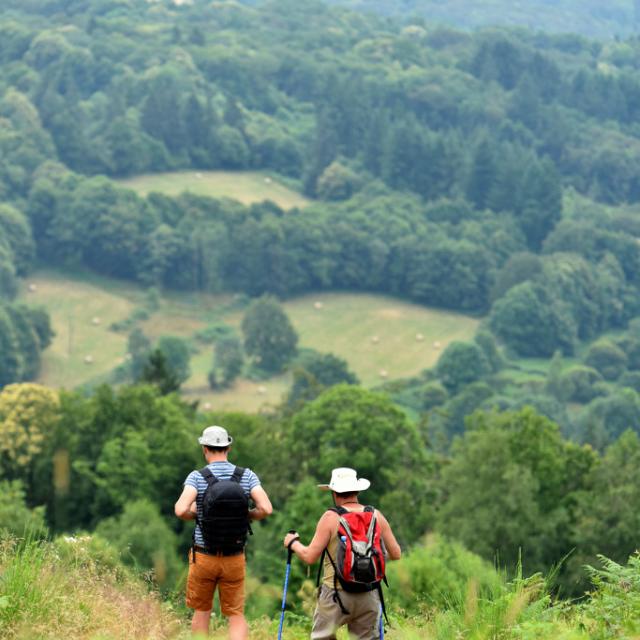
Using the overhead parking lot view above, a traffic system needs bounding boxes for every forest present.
[4,0,640,637]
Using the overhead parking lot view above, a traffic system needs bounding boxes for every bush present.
[474,330,504,372]
[421,382,448,410]
[584,340,628,381]
[387,534,503,613]
[0,480,47,538]
[581,554,640,636]
[436,341,490,394]
[95,499,181,589]
[194,322,236,345]
[315,160,363,201]
[558,366,605,403]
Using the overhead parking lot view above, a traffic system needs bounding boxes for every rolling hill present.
[19,272,479,411]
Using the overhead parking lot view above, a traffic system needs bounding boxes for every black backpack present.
[195,465,250,556]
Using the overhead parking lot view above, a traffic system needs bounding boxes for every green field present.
[118,171,310,209]
[19,273,139,390]
[19,273,480,411]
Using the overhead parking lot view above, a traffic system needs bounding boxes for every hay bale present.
[91,316,101,326]
[257,385,267,395]
[196,172,203,179]
[433,341,441,350]
[28,283,38,293]
[416,333,424,342]
[314,301,324,310]
[84,355,94,365]
[202,402,212,411]
[371,336,380,344]
[264,177,272,184]
[379,369,388,378]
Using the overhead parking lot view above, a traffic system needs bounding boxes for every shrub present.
[436,341,490,394]
[422,382,448,410]
[581,554,640,636]
[584,340,628,381]
[387,534,503,613]
[194,322,236,344]
[315,160,363,201]
[0,480,47,538]
[95,499,181,589]
[558,366,604,403]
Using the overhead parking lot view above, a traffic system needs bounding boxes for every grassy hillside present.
[0,536,183,640]
[5,535,640,640]
[19,274,138,390]
[19,273,479,410]
[118,171,310,210]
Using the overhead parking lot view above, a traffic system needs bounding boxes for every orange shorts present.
[186,551,246,616]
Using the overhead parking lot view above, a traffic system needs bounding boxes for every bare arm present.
[377,510,401,560]
[249,485,273,521]
[283,511,336,565]
[174,485,198,520]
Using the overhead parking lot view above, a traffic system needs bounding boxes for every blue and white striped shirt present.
[184,461,260,547]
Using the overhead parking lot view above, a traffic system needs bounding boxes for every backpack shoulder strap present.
[230,466,245,483]
[364,505,375,513]
[317,507,345,586]
[199,467,219,485]
[316,548,326,587]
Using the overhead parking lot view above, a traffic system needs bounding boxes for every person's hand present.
[284,532,299,549]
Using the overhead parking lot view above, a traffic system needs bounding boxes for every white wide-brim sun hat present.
[318,467,371,493]
[198,425,233,447]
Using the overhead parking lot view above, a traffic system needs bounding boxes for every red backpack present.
[318,506,388,619]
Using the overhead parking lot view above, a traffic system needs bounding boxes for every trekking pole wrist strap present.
[287,536,300,551]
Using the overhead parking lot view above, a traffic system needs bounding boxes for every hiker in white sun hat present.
[284,467,401,640]
[317,467,371,494]
[175,425,273,640]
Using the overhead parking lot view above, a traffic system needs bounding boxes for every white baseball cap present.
[318,467,370,493]
[198,425,233,447]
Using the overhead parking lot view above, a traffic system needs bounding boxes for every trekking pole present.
[379,605,385,639]
[277,530,298,640]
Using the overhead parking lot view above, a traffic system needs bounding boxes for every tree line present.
[3,376,640,601]
[0,1,639,362]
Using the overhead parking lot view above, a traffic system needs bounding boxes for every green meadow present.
[19,273,479,410]
[117,171,310,209]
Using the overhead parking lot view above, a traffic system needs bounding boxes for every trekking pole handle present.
[286,530,299,561]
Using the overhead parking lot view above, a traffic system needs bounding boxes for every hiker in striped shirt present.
[175,425,272,639]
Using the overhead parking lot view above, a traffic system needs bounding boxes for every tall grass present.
[0,533,182,640]
[3,533,640,639]
[0,535,59,634]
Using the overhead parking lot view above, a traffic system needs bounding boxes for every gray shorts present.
[311,585,381,640]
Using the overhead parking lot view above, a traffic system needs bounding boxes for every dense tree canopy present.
[0,0,638,331]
